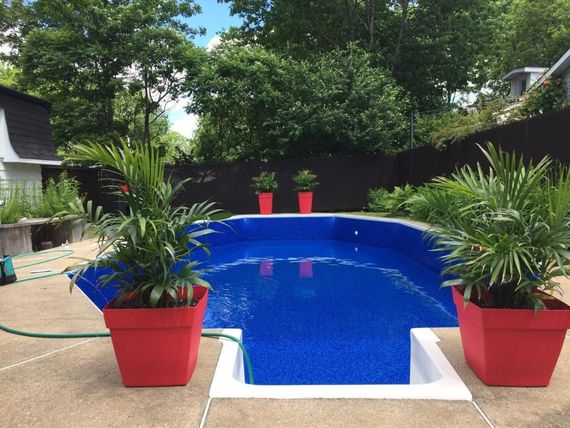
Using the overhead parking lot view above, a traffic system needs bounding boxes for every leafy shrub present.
[367,185,416,217]
[415,144,570,310]
[292,169,318,191]
[0,181,39,224]
[407,184,468,224]
[414,100,514,150]
[518,77,569,118]
[251,171,278,193]
[34,172,81,218]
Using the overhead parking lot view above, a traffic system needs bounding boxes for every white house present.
[534,48,570,103]
[0,85,61,184]
[502,67,547,98]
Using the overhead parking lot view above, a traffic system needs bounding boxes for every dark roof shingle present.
[0,85,60,162]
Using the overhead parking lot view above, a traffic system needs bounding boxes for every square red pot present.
[298,192,313,214]
[103,286,208,387]
[452,286,570,386]
[258,193,273,214]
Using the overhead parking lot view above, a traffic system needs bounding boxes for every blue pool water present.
[74,216,458,385]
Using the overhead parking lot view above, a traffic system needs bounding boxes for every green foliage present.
[189,44,409,161]
[367,185,416,217]
[2,0,203,149]
[518,78,569,118]
[251,171,278,194]
[499,0,570,71]
[60,139,220,308]
[34,173,81,218]
[292,169,318,192]
[414,143,570,310]
[415,100,513,149]
[0,181,40,224]
[223,0,501,109]
[0,62,20,88]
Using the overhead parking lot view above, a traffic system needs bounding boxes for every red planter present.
[298,192,313,214]
[103,286,208,387]
[452,286,570,386]
[258,193,273,214]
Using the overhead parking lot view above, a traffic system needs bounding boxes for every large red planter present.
[258,192,273,214]
[452,286,570,386]
[103,286,208,387]
[298,192,313,214]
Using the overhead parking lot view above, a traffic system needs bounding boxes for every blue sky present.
[170,1,242,136]
[187,1,243,48]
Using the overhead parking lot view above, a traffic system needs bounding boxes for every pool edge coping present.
[209,327,472,401]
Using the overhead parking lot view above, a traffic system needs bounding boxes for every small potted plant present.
[251,171,278,214]
[292,169,318,214]
[413,143,570,386]
[62,140,220,387]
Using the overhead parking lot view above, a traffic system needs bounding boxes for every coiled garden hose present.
[3,249,256,383]
[11,249,75,283]
[0,323,255,384]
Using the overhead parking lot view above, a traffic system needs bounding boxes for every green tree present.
[189,44,409,162]
[500,0,570,71]
[0,62,20,88]
[223,0,501,109]
[1,0,203,148]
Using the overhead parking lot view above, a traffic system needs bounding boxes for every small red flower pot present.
[258,193,273,214]
[103,286,208,387]
[452,286,570,386]
[298,192,313,214]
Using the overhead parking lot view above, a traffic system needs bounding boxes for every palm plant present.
[62,140,220,308]
[413,143,570,310]
[292,169,318,192]
[251,171,278,193]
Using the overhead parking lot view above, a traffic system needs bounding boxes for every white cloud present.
[171,113,199,138]
[206,35,222,52]
[166,34,224,137]
[167,95,200,138]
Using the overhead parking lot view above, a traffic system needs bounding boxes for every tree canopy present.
[1,0,203,151]
[188,44,409,162]
[2,0,567,162]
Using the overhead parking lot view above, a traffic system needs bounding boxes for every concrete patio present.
[1,239,570,427]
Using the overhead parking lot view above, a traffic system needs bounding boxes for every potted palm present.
[292,169,318,214]
[414,144,570,386]
[252,171,278,214]
[62,140,219,387]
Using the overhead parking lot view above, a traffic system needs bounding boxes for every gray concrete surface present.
[1,238,570,427]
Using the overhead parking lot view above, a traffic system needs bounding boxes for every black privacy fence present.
[43,108,570,214]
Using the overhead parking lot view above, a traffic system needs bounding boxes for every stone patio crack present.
[0,338,98,372]
[199,397,213,428]
[471,400,495,428]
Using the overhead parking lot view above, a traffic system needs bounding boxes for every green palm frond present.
[419,143,570,310]
[60,140,221,308]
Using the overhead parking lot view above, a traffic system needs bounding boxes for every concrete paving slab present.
[435,328,570,428]
[0,241,105,368]
[0,336,221,428]
[205,398,488,428]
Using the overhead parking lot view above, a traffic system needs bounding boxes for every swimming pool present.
[75,215,465,397]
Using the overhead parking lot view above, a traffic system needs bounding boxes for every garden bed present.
[0,217,85,256]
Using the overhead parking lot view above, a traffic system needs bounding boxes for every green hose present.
[0,323,254,384]
[4,249,256,384]
[10,249,75,283]
[13,249,75,268]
